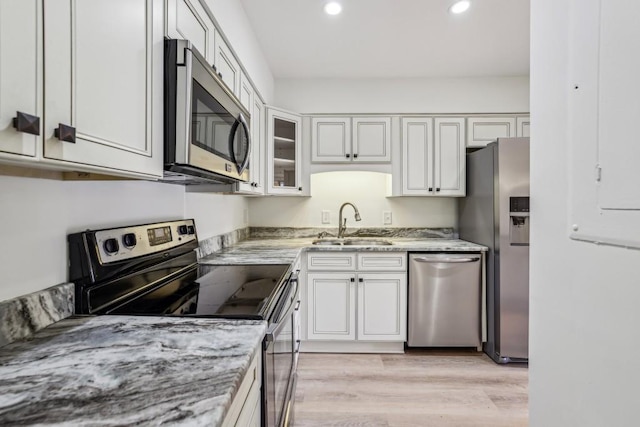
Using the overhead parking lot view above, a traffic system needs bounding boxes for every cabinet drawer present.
[307,253,357,271]
[357,253,407,271]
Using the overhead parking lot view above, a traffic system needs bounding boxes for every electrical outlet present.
[383,211,392,225]
[321,210,331,224]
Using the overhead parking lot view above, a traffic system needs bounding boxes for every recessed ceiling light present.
[324,2,342,15]
[449,0,471,14]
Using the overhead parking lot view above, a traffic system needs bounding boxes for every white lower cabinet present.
[307,273,356,340]
[221,351,261,427]
[305,252,407,347]
[357,273,406,341]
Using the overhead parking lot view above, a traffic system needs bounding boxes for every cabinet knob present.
[436,188,441,192]
[358,277,363,282]
[298,187,302,191]
[12,111,40,136]
[428,187,433,192]
[350,277,355,282]
[54,123,76,143]
[345,154,350,158]
[353,153,358,159]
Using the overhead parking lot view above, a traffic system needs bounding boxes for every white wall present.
[529,2,640,426]
[248,171,456,228]
[0,175,183,301]
[275,76,530,114]
[203,0,275,103]
[0,174,250,302]
[184,192,248,238]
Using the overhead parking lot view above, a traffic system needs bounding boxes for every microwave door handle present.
[229,113,251,175]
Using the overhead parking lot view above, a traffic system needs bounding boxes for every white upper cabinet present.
[352,117,391,162]
[311,117,351,162]
[214,30,241,96]
[402,117,433,195]
[516,116,530,137]
[311,116,391,163]
[43,0,164,178]
[466,117,516,147]
[165,0,215,61]
[402,117,465,197]
[266,107,303,195]
[434,118,466,196]
[0,0,42,160]
[239,72,253,111]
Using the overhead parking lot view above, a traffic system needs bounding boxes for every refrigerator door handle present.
[412,256,481,263]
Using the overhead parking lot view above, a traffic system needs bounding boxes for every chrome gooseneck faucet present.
[338,202,361,238]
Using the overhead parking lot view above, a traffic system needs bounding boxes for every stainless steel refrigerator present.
[458,137,529,363]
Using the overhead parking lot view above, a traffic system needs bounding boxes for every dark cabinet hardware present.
[436,188,441,192]
[350,277,355,282]
[346,154,350,158]
[12,111,40,136]
[353,153,358,158]
[54,123,76,143]
[428,187,433,192]
[298,187,302,191]
[358,277,363,282]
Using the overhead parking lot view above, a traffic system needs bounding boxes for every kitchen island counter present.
[0,316,266,426]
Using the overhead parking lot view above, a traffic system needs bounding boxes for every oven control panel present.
[94,219,197,264]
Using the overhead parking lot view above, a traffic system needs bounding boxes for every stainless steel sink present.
[311,239,343,245]
[311,238,393,246]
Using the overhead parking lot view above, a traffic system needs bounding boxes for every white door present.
[0,0,42,159]
[307,273,356,341]
[352,117,391,162]
[434,117,465,196]
[311,117,351,162]
[402,117,433,195]
[357,273,407,341]
[214,30,241,96]
[466,117,516,148]
[165,0,215,61]
[43,0,163,178]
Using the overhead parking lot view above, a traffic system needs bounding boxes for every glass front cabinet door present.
[266,107,303,195]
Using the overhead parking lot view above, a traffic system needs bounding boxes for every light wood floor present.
[293,350,528,427]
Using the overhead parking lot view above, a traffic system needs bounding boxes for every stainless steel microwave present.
[164,39,251,184]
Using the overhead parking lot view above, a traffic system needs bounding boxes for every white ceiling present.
[238,0,530,79]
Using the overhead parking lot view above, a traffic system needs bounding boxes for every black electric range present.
[68,219,300,427]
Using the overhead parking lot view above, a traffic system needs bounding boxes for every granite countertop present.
[0,316,266,426]
[199,237,487,265]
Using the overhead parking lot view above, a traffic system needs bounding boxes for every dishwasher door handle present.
[412,256,481,263]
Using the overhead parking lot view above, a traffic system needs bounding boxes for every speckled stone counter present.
[198,237,487,265]
[0,316,266,426]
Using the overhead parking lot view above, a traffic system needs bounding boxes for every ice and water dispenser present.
[509,196,530,246]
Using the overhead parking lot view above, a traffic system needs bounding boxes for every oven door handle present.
[265,274,300,342]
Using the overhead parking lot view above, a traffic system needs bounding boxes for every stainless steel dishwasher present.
[408,253,482,348]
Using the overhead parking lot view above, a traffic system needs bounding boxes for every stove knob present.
[178,225,188,235]
[122,233,137,248]
[103,238,119,255]
[187,225,195,235]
